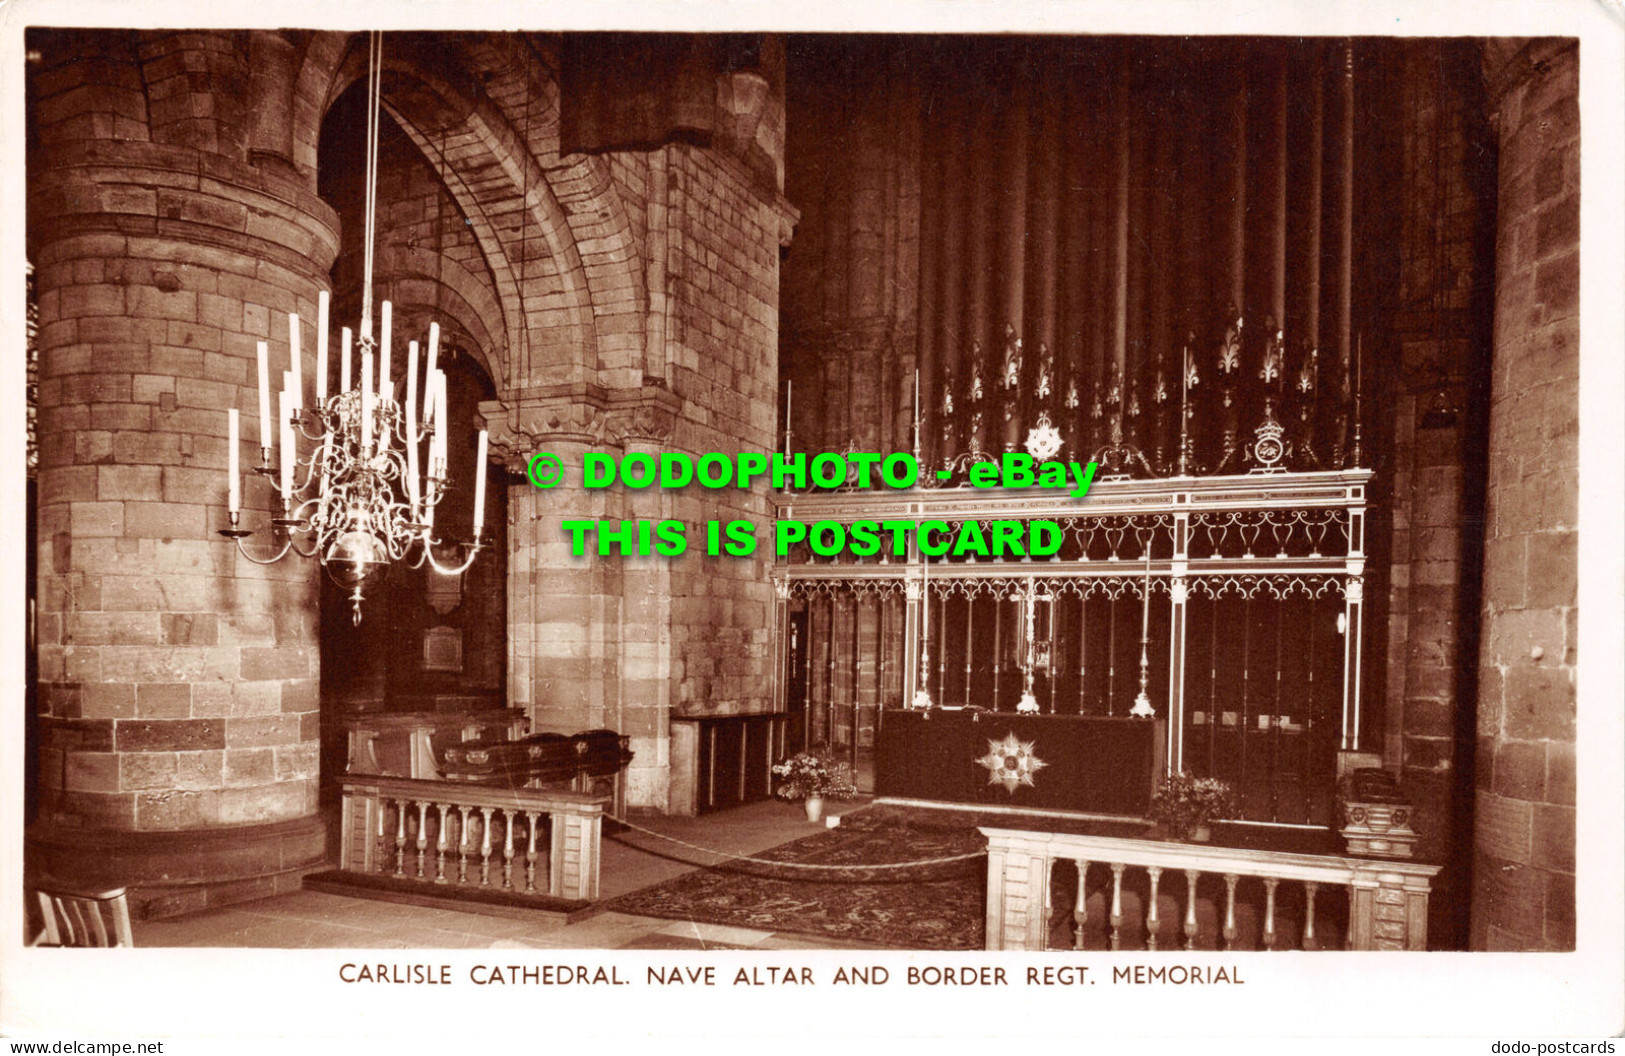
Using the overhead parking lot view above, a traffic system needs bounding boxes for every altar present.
[876,710,1164,816]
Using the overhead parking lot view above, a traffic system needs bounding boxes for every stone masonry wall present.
[1472,39,1578,952]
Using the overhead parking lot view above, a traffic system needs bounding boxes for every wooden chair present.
[27,886,135,947]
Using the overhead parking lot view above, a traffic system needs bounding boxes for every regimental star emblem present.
[976,732,1048,794]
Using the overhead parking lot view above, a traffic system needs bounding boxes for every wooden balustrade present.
[339,776,605,902]
[982,827,1440,951]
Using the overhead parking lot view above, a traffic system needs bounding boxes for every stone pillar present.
[1471,39,1578,951]
[486,394,681,812]
[27,31,338,916]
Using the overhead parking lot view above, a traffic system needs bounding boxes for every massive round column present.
[27,30,340,915]
[1471,38,1579,951]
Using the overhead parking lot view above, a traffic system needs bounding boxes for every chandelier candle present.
[379,300,391,400]
[360,349,374,456]
[288,314,302,411]
[315,290,329,402]
[473,430,488,537]
[227,408,240,514]
[340,326,353,394]
[256,340,272,451]
[423,323,439,428]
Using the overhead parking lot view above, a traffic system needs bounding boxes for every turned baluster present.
[1183,869,1201,950]
[1222,873,1240,950]
[479,806,495,886]
[502,809,516,890]
[1145,866,1163,951]
[457,806,473,885]
[434,803,451,884]
[374,796,389,874]
[1262,877,1279,950]
[415,801,430,878]
[1108,862,1126,951]
[1072,859,1090,950]
[1302,882,1319,950]
[1042,859,1054,950]
[524,811,540,894]
[394,798,407,877]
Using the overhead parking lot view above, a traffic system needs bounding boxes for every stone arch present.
[461,36,650,385]
[313,33,622,396]
[373,243,505,386]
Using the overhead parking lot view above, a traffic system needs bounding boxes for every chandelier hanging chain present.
[221,30,489,623]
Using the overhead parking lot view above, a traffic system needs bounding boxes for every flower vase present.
[1191,823,1212,843]
[804,796,825,823]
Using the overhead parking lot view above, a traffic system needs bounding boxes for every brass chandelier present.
[222,32,488,622]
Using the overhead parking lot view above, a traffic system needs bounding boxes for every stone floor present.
[132,797,883,951]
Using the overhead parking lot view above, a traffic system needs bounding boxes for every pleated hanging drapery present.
[915,38,1360,478]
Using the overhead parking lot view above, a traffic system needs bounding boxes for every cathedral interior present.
[19,29,1582,956]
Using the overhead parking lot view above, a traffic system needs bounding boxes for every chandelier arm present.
[421,537,483,577]
[287,530,322,560]
[233,534,295,566]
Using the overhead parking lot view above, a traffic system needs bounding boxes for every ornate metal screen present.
[770,469,1370,826]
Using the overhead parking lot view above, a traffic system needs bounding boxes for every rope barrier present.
[610,817,987,873]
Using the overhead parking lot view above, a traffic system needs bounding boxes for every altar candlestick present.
[379,300,392,400]
[912,369,921,460]
[340,327,353,394]
[1179,342,1190,476]
[783,380,792,462]
[315,291,330,402]
[288,314,302,412]
[472,430,489,537]
[256,341,272,452]
[227,408,241,513]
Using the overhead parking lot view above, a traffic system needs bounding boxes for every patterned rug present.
[604,808,988,950]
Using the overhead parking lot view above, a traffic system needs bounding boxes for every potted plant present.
[772,749,860,822]
[1148,773,1238,842]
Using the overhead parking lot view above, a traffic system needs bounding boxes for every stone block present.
[1544,740,1575,806]
[76,681,138,720]
[136,682,194,718]
[116,718,225,752]
[121,751,179,791]
[72,501,126,537]
[123,501,205,540]
[173,750,225,790]
[224,714,302,747]
[1531,804,1575,873]
[1476,791,1532,864]
[1544,872,1575,950]
[238,646,312,681]
[1491,739,1545,801]
[1501,664,1575,740]
[224,748,276,787]
[65,750,122,793]
[135,789,220,829]
[1523,531,1575,608]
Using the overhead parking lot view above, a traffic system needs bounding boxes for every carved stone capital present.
[480,380,686,472]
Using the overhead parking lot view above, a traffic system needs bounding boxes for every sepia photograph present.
[4,0,1622,1046]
